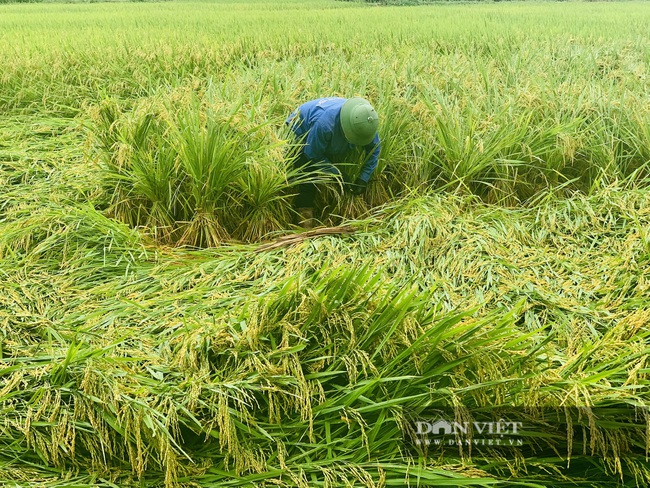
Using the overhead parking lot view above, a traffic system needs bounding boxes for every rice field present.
[2,0,650,486]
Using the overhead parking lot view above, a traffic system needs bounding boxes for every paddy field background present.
[1,0,650,486]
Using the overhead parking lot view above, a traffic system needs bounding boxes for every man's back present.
[288,97,346,139]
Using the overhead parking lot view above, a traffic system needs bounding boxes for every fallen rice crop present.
[1,0,650,486]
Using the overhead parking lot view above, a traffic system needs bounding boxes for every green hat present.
[340,98,379,146]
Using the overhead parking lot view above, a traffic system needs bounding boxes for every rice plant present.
[3,0,650,486]
[92,96,318,246]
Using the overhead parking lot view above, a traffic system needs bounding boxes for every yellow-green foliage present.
[2,0,650,210]
[2,1,650,487]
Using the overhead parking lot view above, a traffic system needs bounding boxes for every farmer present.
[285,97,380,228]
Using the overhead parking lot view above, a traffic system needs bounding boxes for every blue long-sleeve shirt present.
[285,97,380,183]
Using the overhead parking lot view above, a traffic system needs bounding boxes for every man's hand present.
[345,177,368,196]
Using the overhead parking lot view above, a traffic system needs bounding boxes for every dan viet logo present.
[414,418,524,447]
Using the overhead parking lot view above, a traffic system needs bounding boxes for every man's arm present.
[359,133,381,183]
